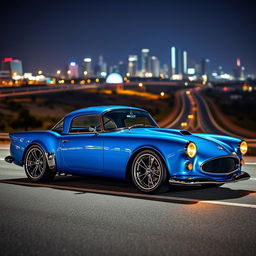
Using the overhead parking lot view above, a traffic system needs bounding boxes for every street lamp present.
[38,70,43,75]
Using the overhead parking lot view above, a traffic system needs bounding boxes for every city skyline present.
[1,0,256,74]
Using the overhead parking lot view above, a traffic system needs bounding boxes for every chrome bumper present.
[169,171,250,185]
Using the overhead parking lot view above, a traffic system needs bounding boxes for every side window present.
[103,116,117,130]
[52,119,64,134]
[70,115,101,133]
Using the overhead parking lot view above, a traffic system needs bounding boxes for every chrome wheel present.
[25,147,46,179]
[132,151,166,193]
[24,145,55,182]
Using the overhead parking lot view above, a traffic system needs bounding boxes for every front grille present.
[201,157,239,174]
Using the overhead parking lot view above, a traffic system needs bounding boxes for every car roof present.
[65,105,146,118]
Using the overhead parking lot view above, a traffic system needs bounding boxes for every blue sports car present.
[5,105,250,193]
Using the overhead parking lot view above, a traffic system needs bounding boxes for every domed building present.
[104,73,124,90]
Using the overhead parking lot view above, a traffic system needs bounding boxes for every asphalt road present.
[193,90,230,135]
[168,90,192,129]
[0,148,256,255]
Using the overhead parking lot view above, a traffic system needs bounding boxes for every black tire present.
[131,150,169,193]
[24,145,56,182]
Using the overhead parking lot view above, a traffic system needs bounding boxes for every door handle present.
[62,140,69,143]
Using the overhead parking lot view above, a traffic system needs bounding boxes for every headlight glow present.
[239,141,248,155]
[185,142,197,158]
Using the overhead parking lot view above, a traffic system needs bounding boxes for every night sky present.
[1,0,256,75]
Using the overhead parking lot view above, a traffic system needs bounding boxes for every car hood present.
[126,128,235,155]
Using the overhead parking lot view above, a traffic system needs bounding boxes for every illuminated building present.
[182,51,188,75]
[95,55,107,77]
[201,58,211,81]
[128,55,138,77]
[170,46,177,76]
[1,58,23,78]
[170,47,188,79]
[150,56,160,77]
[118,61,127,77]
[161,64,169,78]
[83,58,92,77]
[106,73,123,84]
[141,49,150,77]
[68,61,79,79]
[233,58,245,81]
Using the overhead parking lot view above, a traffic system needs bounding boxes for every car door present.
[59,114,103,174]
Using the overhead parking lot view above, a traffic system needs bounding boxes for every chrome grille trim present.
[200,155,240,175]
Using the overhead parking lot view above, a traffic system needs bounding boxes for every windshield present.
[103,109,158,131]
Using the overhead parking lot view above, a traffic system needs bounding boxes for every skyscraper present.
[171,47,184,79]
[95,55,107,77]
[1,58,23,78]
[233,58,245,81]
[141,49,150,77]
[150,56,160,77]
[83,58,92,77]
[170,46,177,76]
[182,51,188,75]
[201,58,211,80]
[68,62,79,79]
[128,55,138,77]
[118,61,127,77]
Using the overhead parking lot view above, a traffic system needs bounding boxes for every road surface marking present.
[1,179,256,209]
[200,201,256,209]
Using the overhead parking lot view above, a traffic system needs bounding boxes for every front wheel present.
[131,150,168,193]
[24,145,56,182]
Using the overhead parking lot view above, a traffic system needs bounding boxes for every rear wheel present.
[24,145,56,182]
[131,150,169,193]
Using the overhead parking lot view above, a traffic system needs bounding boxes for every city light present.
[84,58,91,62]
[70,62,76,66]
[160,91,165,97]
[138,82,143,87]
[181,122,188,127]
[106,73,123,84]
[56,70,61,75]
[83,71,88,76]
[38,70,43,75]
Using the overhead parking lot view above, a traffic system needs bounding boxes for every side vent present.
[180,130,191,135]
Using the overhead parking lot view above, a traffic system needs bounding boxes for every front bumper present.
[169,171,250,185]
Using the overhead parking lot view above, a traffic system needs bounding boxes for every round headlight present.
[239,141,248,155]
[185,142,197,158]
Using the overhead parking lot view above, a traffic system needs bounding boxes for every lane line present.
[200,201,256,209]
[0,180,256,209]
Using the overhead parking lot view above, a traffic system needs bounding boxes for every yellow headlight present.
[185,142,197,158]
[239,141,248,155]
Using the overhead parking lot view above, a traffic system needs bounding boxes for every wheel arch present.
[22,141,47,164]
[125,145,169,180]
